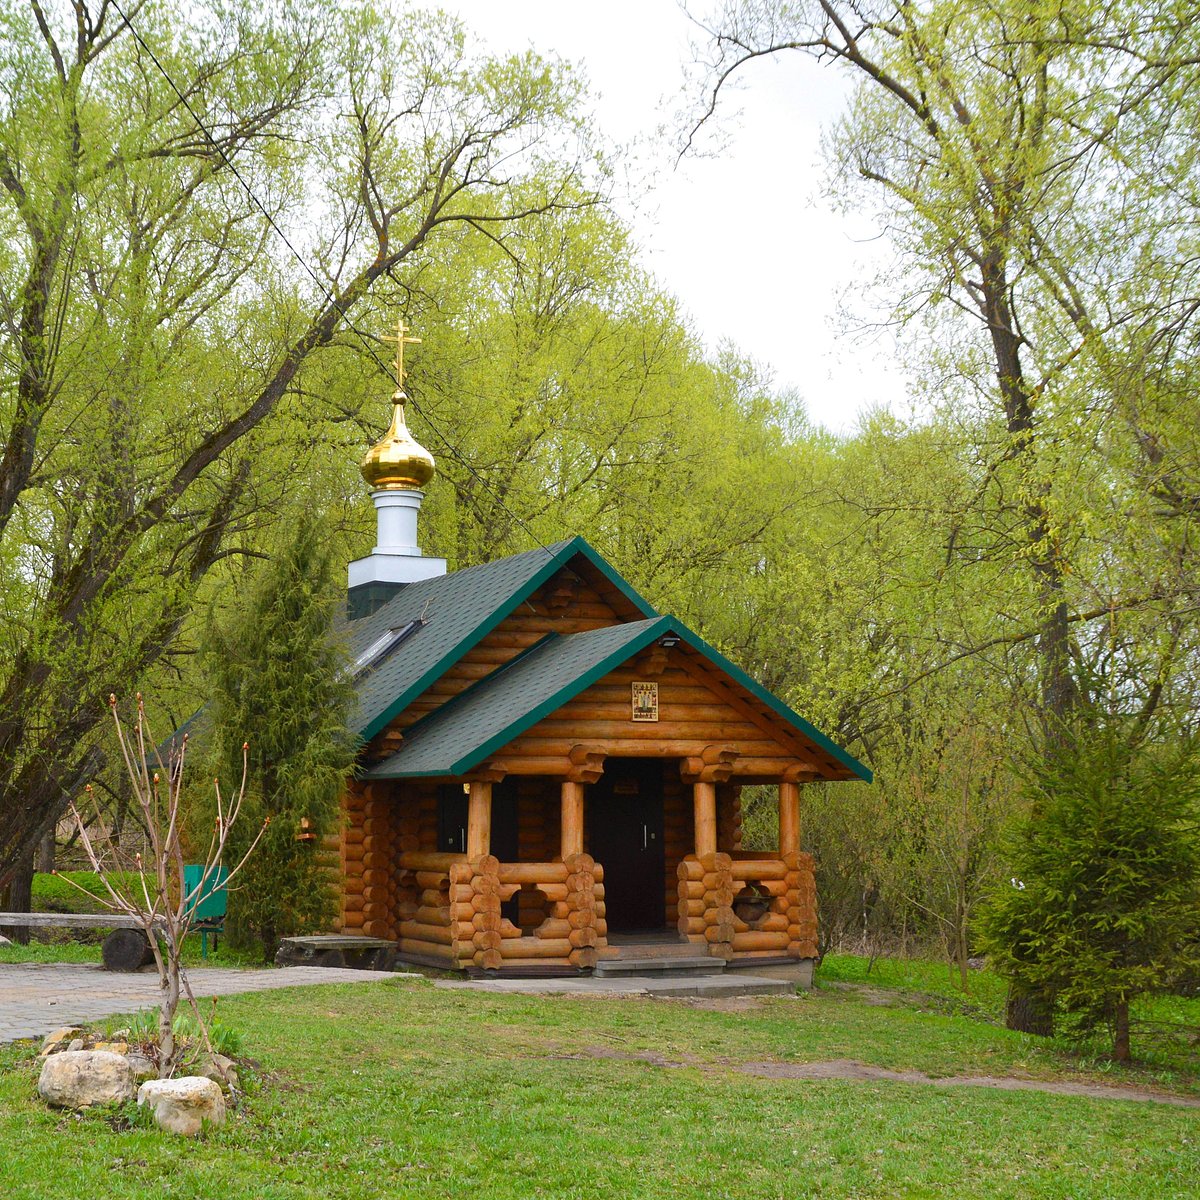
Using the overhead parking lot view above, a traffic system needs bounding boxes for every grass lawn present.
[1,957,1197,1199]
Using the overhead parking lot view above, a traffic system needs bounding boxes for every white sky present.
[433,0,909,432]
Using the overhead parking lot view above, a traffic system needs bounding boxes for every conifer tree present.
[204,515,358,960]
[977,719,1200,1061]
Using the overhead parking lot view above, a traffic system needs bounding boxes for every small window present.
[349,620,421,679]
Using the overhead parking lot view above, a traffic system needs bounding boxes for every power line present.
[108,0,564,562]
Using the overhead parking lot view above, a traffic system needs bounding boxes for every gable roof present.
[342,537,657,740]
[364,614,872,783]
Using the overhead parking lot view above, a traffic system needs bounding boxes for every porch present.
[335,755,818,975]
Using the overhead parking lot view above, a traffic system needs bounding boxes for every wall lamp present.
[657,634,681,649]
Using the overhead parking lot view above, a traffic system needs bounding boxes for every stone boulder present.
[137,1077,226,1136]
[38,1050,135,1109]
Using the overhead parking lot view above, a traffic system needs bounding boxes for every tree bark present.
[35,829,55,874]
[1005,985,1054,1038]
[1,848,34,945]
[1112,999,1131,1063]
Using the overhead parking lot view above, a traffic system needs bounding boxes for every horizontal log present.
[731,930,790,952]
[415,872,451,891]
[678,859,704,881]
[678,916,706,935]
[731,860,788,882]
[473,930,503,951]
[414,905,450,926]
[399,851,468,871]
[497,862,569,885]
[399,920,452,945]
[533,918,572,939]
[397,938,452,960]
[570,947,598,969]
[499,937,573,959]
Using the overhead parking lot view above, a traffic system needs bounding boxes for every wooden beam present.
[467,781,492,859]
[779,780,801,857]
[561,781,585,858]
[693,781,717,857]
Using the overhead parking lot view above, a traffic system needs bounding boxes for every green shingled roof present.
[341,537,657,740]
[366,618,669,778]
[364,613,873,783]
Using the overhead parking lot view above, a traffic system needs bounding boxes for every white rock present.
[197,1053,239,1091]
[124,1052,158,1081]
[38,1050,135,1109]
[137,1076,226,1136]
[0,934,12,945]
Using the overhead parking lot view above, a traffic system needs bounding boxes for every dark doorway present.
[436,782,518,859]
[586,760,665,932]
[437,782,519,924]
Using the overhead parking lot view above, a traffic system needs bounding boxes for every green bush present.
[977,719,1200,1061]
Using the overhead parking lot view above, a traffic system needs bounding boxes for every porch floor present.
[603,931,696,960]
[433,972,794,999]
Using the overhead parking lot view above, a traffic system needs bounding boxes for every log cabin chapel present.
[332,322,871,979]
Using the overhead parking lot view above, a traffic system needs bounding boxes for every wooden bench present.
[275,934,397,971]
[0,912,160,972]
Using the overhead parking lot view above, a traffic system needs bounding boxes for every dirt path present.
[567,1044,1200,1110]
[734,1058,1200,1109]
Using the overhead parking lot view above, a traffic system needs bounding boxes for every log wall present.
[447,854,606,971]
[676,848,817,962]
[492,660,806,781]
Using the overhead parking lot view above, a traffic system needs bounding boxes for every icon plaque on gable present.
[631,681,659,722]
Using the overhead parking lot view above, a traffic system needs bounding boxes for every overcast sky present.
[433,0,908,432]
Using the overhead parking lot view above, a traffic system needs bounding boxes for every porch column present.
[779,780,801,857]
[466,781,492,858]
[693,781,717,858]
[561,745,605,860]
[560,781,585,859]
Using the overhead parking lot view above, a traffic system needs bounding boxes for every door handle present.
[642,824,648,850]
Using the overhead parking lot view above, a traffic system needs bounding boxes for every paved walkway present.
[0,962,386,1042]
[0,961,795,1042]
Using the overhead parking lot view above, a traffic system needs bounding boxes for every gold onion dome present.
[360,318,436,491]
[360,388,436,490]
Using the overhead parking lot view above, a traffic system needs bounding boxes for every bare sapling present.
[59,694,268,1078]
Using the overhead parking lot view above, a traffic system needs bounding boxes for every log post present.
[561,781,585,859]
[467,781,492,859]
[779,780,801,857]
[693,781,717,858]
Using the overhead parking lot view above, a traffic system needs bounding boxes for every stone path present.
[0,962,386,1042]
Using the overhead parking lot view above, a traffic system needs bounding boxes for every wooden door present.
[586,760,665,932]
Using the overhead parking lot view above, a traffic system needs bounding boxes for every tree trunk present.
[1112,999,1131,1063]
[1,848,34,945]
[1005,984,1054,1037]
[36,828,55,874]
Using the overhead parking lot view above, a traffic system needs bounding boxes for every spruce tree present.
[977,719,1200,1061]
[204,514,358,960]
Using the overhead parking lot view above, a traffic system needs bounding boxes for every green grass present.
[819,953,1200,1081]
[0,933,263,968]
[1,965,1198,1198]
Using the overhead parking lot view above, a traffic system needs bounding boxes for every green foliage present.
[977,719,1200,1058]
[31,872,139,915]
[202,512,358,959]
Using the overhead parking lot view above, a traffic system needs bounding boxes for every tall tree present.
[0,0,600,889]
[202,512,357,960]
[690,0,1200,1023]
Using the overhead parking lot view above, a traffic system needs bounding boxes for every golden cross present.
[382,318,422,387]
